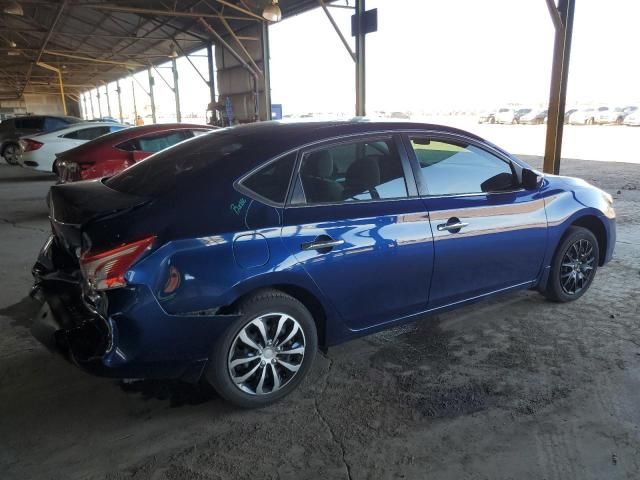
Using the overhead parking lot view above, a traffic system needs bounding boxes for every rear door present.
[280,134,434,331]
[405,133,547,308]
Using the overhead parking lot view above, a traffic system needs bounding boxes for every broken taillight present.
[80,236,156,290]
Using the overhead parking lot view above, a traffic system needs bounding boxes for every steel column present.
[96,88,102,118]
[207,42,217,123]
[261,22,272,120]
[543,0,575,175]
[89,89,95,118]
[116,79,124,123]
[172,58,182,122]
[103,82,111,117]
[131,76,138,121]
[355,0,366,116]
[148,68,157,124]
[82,93,88,119]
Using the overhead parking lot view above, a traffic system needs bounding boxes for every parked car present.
[55,123,216,182]
[518,109,547,125]
[623,109,640,126]
[569,107,607,125]
[18,122,127,173]
[32,120,616,408]
[564,108,578,124]
[0,115,82,165]
[477,110,496,124]
[495,108,515,124]
[595,106,627,125]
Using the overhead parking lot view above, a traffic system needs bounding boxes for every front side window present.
[297,138,408,204]
[241,152,296,205]
[410,138,517,196]
[17,117,44,130]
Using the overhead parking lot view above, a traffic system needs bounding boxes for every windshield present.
[106,129,242,197]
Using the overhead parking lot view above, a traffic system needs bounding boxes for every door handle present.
[301,238,344,251]
[437,221,469,232]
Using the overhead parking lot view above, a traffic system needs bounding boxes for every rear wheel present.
[2,143,21,165]
[544,226,599,302]
[205,289,317,408]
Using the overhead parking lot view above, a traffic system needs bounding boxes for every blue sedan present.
[32,120,616,408]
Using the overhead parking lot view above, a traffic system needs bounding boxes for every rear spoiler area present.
[48,179,149,253]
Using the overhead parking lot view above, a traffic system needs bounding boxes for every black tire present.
[2,143,21,165]
[544,226,599,302]
[204,289,317,408]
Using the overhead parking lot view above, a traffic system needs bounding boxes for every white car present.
[18,122,127,173]
[624,110,640,126]
[569,107,607,125]
[495,108,516,124]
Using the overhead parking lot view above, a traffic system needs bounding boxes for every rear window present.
[106,129,242,197]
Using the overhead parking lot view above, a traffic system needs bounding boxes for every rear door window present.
[62,126,112,141]
[240,152,296,205]
[294,137,408,204]
[137,131,189,152]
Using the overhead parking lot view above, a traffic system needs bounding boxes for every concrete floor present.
[0,155,639,480]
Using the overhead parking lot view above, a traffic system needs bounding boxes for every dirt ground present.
[0,152,639,480]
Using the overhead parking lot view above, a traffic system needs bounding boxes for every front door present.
[281,135,434,331]
[406,134,547,308]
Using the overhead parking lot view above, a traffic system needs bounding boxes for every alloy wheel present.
[3,144,21,165]
[560,239,596,295]
[228,312,306,395]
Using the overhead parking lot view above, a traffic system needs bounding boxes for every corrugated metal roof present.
[0,0,323,99]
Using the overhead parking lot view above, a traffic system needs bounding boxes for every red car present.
[55,123,216,182]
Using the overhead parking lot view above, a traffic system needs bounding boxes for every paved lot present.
[0,152,639,479]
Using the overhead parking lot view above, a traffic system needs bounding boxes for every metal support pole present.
[96,88,102,118]
[131,76,138,122]
[82,93,88,119]
[207,42,217,123]
[543,0,575,175]
[103,82,111,117]
[355,0,366,117]
[89,89,95,118]
[147,68,157,124]
[116,79,124,123]
[172,58,182,122]
[261,22,272,121]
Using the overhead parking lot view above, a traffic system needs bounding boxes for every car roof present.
[212,119,484,145]
[29,121,123,138]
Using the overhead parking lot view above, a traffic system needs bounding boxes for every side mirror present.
[522,168,543,190]
[480,172,516,193]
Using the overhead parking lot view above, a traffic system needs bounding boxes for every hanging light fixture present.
[9,40,17,48]
[3,1,24,16]
[168,44,178,59]
[262,0,281,22]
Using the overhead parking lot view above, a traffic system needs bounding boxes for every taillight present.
[20,138,43,152]
[80,236,156,290]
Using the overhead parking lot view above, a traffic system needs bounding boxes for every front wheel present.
[544,226,599,302]
[204,289,317,408]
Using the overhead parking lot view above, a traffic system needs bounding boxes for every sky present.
[269,0,640,114]
[82,0,640,120]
